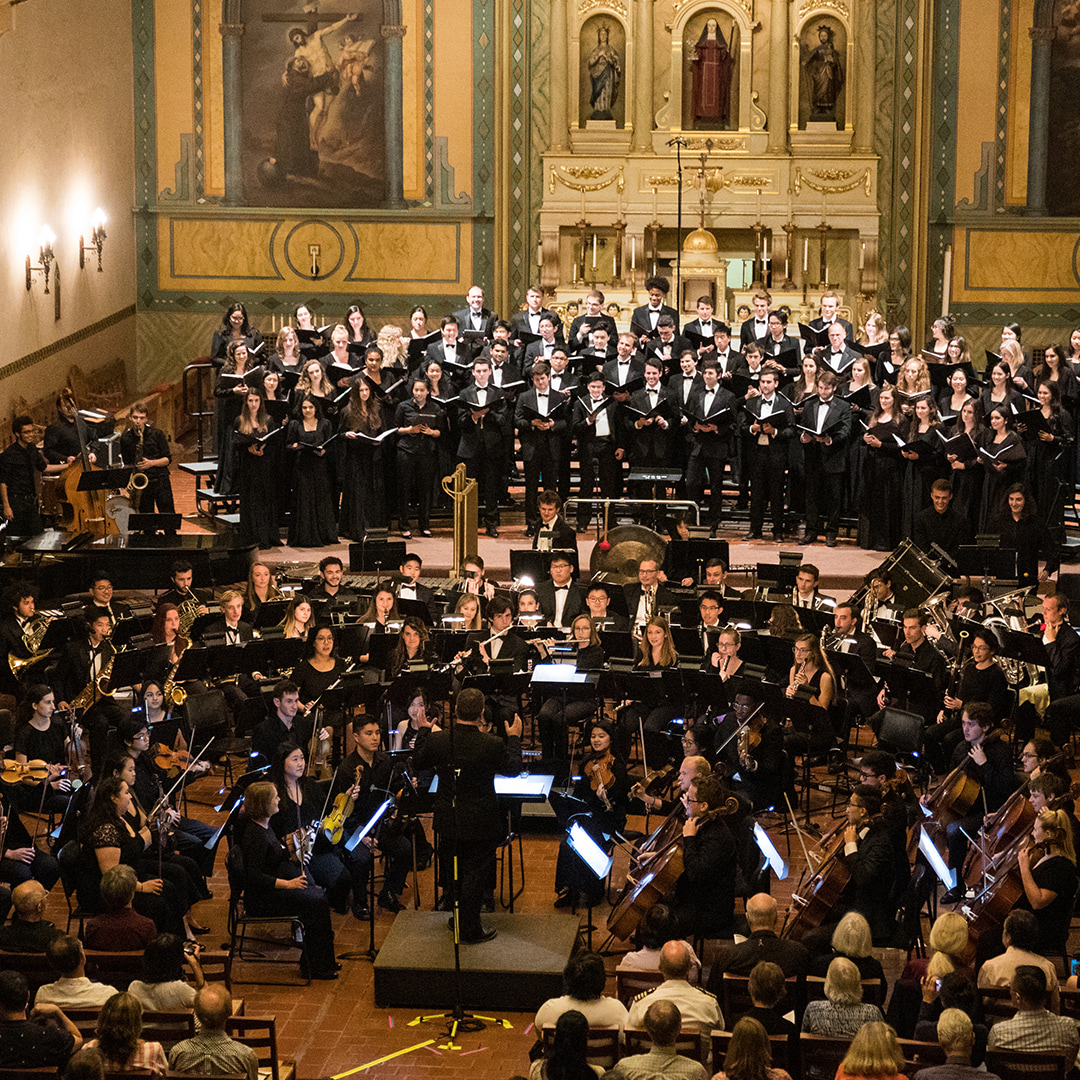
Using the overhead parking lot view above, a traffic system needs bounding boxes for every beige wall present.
[0,0,137,409]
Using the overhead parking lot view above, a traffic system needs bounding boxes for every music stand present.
[678,669,732,720]
[956,544,1018,582]
[397,598,434,626]
[756,562,802,593]
[565,818,615,951]
[509,548,579,584]
[109,644,169,691]
[253,600,290,629]
[76,467,132,491]
[663,539,731,584]
[348,539,407,575]
[128,513,182,533]
[339,795,396,962]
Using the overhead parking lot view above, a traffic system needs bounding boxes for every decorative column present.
[1026,26,1056,215]
[852,0,875,152]
[220,13,244,207]
[766,0,788,153]
[631,0,654,151]
[382,20,407,208]
[550,0,569,149]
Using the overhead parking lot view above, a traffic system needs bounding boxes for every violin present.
[1,759,51,785]
[153,743,194,775]
[631,763,675,801]
[322,765,360,846]
[285,824,316,867]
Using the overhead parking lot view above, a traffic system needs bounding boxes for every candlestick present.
[631,236,636,270]
[652,186,658,221]
[763,236,769,263]
[803,239,808,272]
[756,187,761,222]
[859,241,865,270]
[592,233,597,269]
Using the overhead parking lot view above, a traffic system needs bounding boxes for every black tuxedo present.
[838,819,897,944]
[535,579,586,628]
[532,516,579,555]
[197,618,255,644]
[624,385,675,463]
[646,335,691,371]
[395,579,435,617]
[515,388,571,528]
[683,318,721,345]
[670,372,706,409]
[761,335,802,371]
[453,306,498,341]
[522,337,562,372]
[623,582,679,625]
[573,396,621,529]
[743,393,795,536]
[456,383,506,528]
[685,385,737,527]
[739,317,773,347]
[602,357,646,392]
[806,316,856,353]
[512,307,564,343]
[821,346,861,377]
[630,303,679,338]
[424,338,470,373]
[800,396,851,540]
[568,312,617,349]
[52,636,117,706]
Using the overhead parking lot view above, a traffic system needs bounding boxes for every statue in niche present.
[586,24,622,120]
[691,18,735,127]
[805,24,844,120]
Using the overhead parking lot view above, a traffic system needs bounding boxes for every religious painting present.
[1047,0,1080,215]
[240,0,387,208]
[798,18,846,129]
[578,16,626,127]
[681,10,739,131]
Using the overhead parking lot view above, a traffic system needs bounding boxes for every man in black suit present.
[573,371,621,531]
[545,348,578,397]
[568,290,617,350]
[196,589,259,717]
[579,324,617,369]
[707,893,810,987]
[819,322,860,378]
[453,285,498,342]
[514,362,570,534]
[424,315,468,372]
[670,351,704,410]
[835,785,897,946]
[522,315,561,374]
[798,371,851,547]
[511,284,564,344]
[486,338,524,498]
[304,555,358,613]
[622,359,675,517]
[251,679,315,768]
[395,553,435,617]
[706,323,743,383]
[630,276,678,342]
[828,601,879,740]
[535,552,586,630]
[84,574,132,627]
[0,584,36,699]
[584,583,630,632]
[805,290,855,353]
[533,490,578,555]
[413,688,522,943]
[739,290,773,348]
[913,479,972,562]
[645,315,690,373]
[602,333,645,402]
[743,369,794,540]
[118,403,175,528]
[762,311,801,373]
[624,557,678,629]
[156,559,212,618]
[457,356,506,537]
[684,362,737,533]
[682,296,720,353]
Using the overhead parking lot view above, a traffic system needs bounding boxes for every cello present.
[906,759,982,863]
[57,387,118,538]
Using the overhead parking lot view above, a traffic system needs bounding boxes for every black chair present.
[224,845,309,985]
[56,839,92,935]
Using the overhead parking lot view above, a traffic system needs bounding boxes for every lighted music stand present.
[872,618,904,651]
[565,817,615,951]
[340,796,396,962]
[756,562,802,593]
[530,664,601,764]
[720,598,773,628]
[753,821,789,881]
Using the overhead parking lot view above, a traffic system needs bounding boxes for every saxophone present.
[71,652,117,711]
[163,653,186,705]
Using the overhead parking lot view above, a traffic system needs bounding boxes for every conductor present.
[413,688,522,943]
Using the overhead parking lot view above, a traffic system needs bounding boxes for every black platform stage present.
[372,911,580,1011]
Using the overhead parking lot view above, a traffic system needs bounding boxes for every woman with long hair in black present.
[234,388,280,549]
[858,385,904,551]
[1018,379,1074,534]
[338,376,389,538]
[992,483,1058,588]
[286,394,337,547]
[978,406,1027,531]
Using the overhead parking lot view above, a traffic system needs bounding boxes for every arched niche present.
[578,14,628,127]
[668,1,754,133]
[680,9,740,130]
[795,14,848,130]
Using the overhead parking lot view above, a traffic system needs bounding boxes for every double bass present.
[57,387,118,538]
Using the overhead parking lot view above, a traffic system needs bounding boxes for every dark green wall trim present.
[0,307,137,384]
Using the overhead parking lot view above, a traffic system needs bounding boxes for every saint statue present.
[691,18,735,127]
[587,24,621,121]
[805,24,844,120]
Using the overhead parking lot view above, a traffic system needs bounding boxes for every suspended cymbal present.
[588,525,667,584]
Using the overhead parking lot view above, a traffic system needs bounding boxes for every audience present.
[128,934,204,1012]
[913,1009,1000,1080]
[627,941,722,1032]
[986,966,1079,1061]
[85,992,168,1075]
[912,973,988,1065]
[63,1046,106,1080]
[801,958,883,1037]
[612,1001,706,1080]
[536,952,629,1032]
[711,1015,793,1080]
[0,880,64,952]
[618,903,702,985]
[34,935,115,1009]
[737,962,797,1037]
[530,1010,603,1080]
[835,1022,905,1080]
[168,985,258,1080]
[809,913,887,986]
[84,865,157,952]
[0,970,82,1069]
[977,910,1060,1010]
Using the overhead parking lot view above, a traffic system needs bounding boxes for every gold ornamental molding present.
[549,164,626,194]
[671,0,753,22]
[644,172,770,193]
[728,175,771,187]
[579,0,628,17]
[381,24,407,37]
[798,0,849,21]
[794,166,871,197]
[680,136,746,151]
[809,168,856,181]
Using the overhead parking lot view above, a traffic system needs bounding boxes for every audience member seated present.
[808,912,887,984]
[800,957,883,1037]
[612,1001,707,1080]
[626,941,722,1032]
[617,903,701,985]
[712,1015,793,1080]
[83,865,157,952]
[535,952,628,1033]
[835,1022,905,1080]
[529,1009,603,1080]
[912,1009,1000,1080]
[977,910,1060,1009]
[168,985,258,1080]
[0,880,63,952]
[64,1046,106,1080]
[912,973,987,1064]
[0,970,82,1069]
[128,934,203,1013]
[85,992,168,1075]
[708,894,810,992]
[986,966,1079,1061]
[34,935,115,1009]
[736,962,797,1037]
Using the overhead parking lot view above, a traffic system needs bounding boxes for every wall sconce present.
[80,209,107,272]
[26,226,56,293]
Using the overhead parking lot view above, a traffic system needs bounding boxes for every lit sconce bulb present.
[39,226,55,257]
[81,208,108,272]
[27,226,56,294]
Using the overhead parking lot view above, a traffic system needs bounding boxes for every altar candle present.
[825,264,830,285]
[631,237,636,269]
[592,233,597,269]
[859,242,865,270]
[617,190,622,219]
[803,239,808,272]
[822,192,827,221]
[763,236,769,263]
[581,189,586,218]
[613,252,617,278]
[756,188,761,221]
[537,243,543,268]
[652,186,658,220]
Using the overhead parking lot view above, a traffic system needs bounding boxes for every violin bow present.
[783,793,817,873]
[714,700,765,758]
[149,733,213,820]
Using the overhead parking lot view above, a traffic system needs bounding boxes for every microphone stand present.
[667,137,686,307]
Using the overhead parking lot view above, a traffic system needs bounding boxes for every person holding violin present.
[251,680,315,770]
[553,719,629,909]
[292,625,345,765]
[10,684,80,814]
[831,784,897,946]
[935,703,1019,904]
[856,750,919,895]
[714,688,785,812]
[234,780,338,980]
[269,742,368,920]
[669,773,737,938]
[1016,807,1078,958]
[335,716,417,915]
[630,754,712,820]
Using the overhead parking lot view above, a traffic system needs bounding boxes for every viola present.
[153,744,194,775]
[1,759,50,785]
[584,752,615,794]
